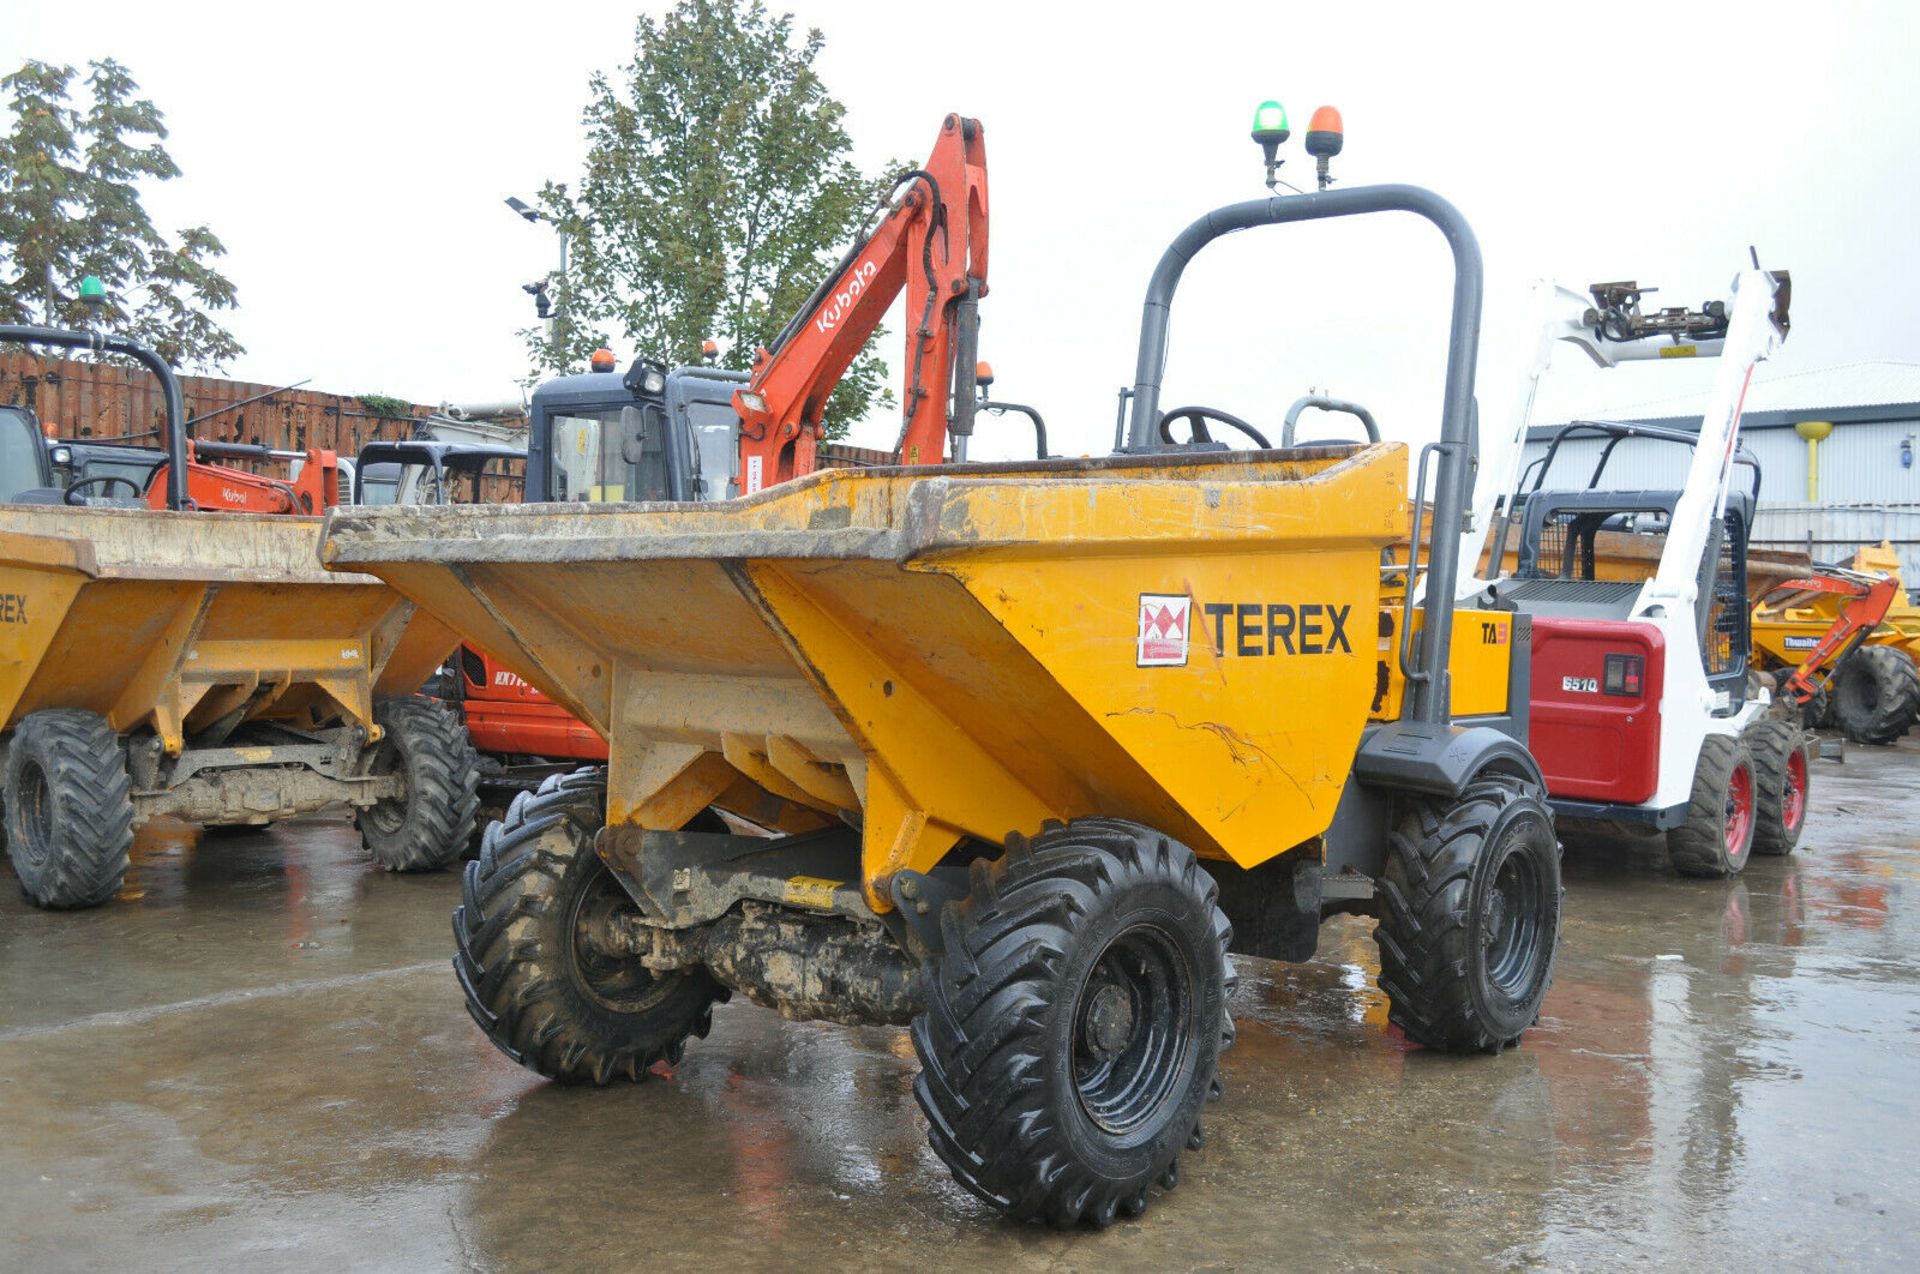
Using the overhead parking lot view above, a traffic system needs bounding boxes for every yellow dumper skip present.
[322,443,1502,909]
[0,506,451,751]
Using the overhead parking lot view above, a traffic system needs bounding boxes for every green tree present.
[0,58,241,370]
[529,0,891,437]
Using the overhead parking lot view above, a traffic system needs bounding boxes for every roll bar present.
[1122,185,1484,725]
[1281,394,1381,446]
[0,324,191,510]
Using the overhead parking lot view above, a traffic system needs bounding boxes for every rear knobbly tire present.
[1667,734,1756,877]
[911,818,1232,1228]
[1831,646,1920,745]
[2,709,135,910]
[358,696,481,872]
[1373,775,1561,1053]
[1746,718,1808,857]
[451,766,727,1085]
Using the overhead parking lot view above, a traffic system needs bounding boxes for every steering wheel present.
[63,475,143,505]
[1156,405,1273,450]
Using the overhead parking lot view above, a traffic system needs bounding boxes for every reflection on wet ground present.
[2,742,1916,1270]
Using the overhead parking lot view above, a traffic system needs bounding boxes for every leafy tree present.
[528,0,891,437]
[0,58,241,370]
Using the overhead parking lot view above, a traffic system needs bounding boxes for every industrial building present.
[1521,360,1920,580]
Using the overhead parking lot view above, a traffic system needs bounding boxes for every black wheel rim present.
[1071,923,1193,1136]
[16,760,54,868]
[564,861,675,1014]
[1482,830,1548,998]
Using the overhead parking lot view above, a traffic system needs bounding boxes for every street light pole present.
[506,196,568,357]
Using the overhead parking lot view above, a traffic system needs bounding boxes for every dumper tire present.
[452,767,727,1085]
[1374,775,1560,1054]
[912,818,1233,1228]
[1746,718,1808,857]
[1667,734,1757,877]
[1831,646,1920,744]
[358,695,481,872]
[3,709,135,910]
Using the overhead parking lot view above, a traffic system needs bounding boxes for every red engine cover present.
[462,649,608,762]
[1527,618,1664,803]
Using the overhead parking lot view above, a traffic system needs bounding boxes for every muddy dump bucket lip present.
[320,443,1379,568]
[0,504,384,585]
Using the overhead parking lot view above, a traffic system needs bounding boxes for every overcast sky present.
[7,0,1917,459]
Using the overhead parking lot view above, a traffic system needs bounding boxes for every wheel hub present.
[1085,982,1135,1055]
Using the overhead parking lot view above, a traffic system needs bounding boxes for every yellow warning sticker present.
[233,747,273,762]
[783,876,841,910]
[1658,344,1698,359]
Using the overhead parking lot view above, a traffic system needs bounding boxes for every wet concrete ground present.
[2,741,1916,1272]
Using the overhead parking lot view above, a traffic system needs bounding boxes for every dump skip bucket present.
[324,445,1406,904]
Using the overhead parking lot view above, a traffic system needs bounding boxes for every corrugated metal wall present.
[0,353,424,454]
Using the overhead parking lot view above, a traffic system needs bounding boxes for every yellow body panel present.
[0,506,456,751]
[321,445,1509,910]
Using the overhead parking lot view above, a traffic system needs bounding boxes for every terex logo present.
[813,260,879,334]
[1200,602,1352,657]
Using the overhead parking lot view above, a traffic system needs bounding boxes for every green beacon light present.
[78,275,107,307]
[1250,100,1291,191]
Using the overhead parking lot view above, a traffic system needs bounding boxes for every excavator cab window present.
[549,403,672,504]
[685,400,738,501]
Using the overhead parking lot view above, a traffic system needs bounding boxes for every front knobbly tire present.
[1373,775,1561,1054]
[910,818,1232,1229]
[1667,734,1755,877]
[1832,646,1920,744]
[1746,718,1807,857]
[451,766,726,1085]
[2,709,135,910]
[358,695,481,872]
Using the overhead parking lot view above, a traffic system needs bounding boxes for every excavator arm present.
[1758,567,1902,705]
[733,114,988,492]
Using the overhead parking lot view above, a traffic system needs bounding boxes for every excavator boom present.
[733,114,987,492]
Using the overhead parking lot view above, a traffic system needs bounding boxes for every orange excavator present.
[141,440,342,514]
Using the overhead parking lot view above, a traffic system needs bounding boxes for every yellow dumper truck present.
[0,324,479,908]
[321,182,1560,1225]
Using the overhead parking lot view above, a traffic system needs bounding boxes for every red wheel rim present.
[1724,761,1754,857]
[1783,749,1807,831]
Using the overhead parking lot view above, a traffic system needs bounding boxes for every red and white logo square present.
[1137,593,1191,667]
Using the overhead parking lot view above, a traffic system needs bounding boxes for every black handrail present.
[1122,185,1484,725]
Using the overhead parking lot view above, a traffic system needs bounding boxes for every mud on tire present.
[1667,733,1756,877]
[452,767,727,1084]
[1746,717,1808,857]
[1831,646,1920,745]
[1374,775,1561,1053]
[912,818,1233,1228]
[358,695,480,872]
[2,709,135,910]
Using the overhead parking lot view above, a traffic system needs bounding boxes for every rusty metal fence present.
[0,352,424,454]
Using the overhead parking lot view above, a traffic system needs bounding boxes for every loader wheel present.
[912,819,1233,1228]
[452,767,727,1084]
[1747,718,1808,857]
[358,696,480,872]
[3,709,135,910]
[1667,734,1756,877]
[1374,775,1560,1053]
[1831,646,1920,745]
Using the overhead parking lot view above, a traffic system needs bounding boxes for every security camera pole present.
[506,196,569,356]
